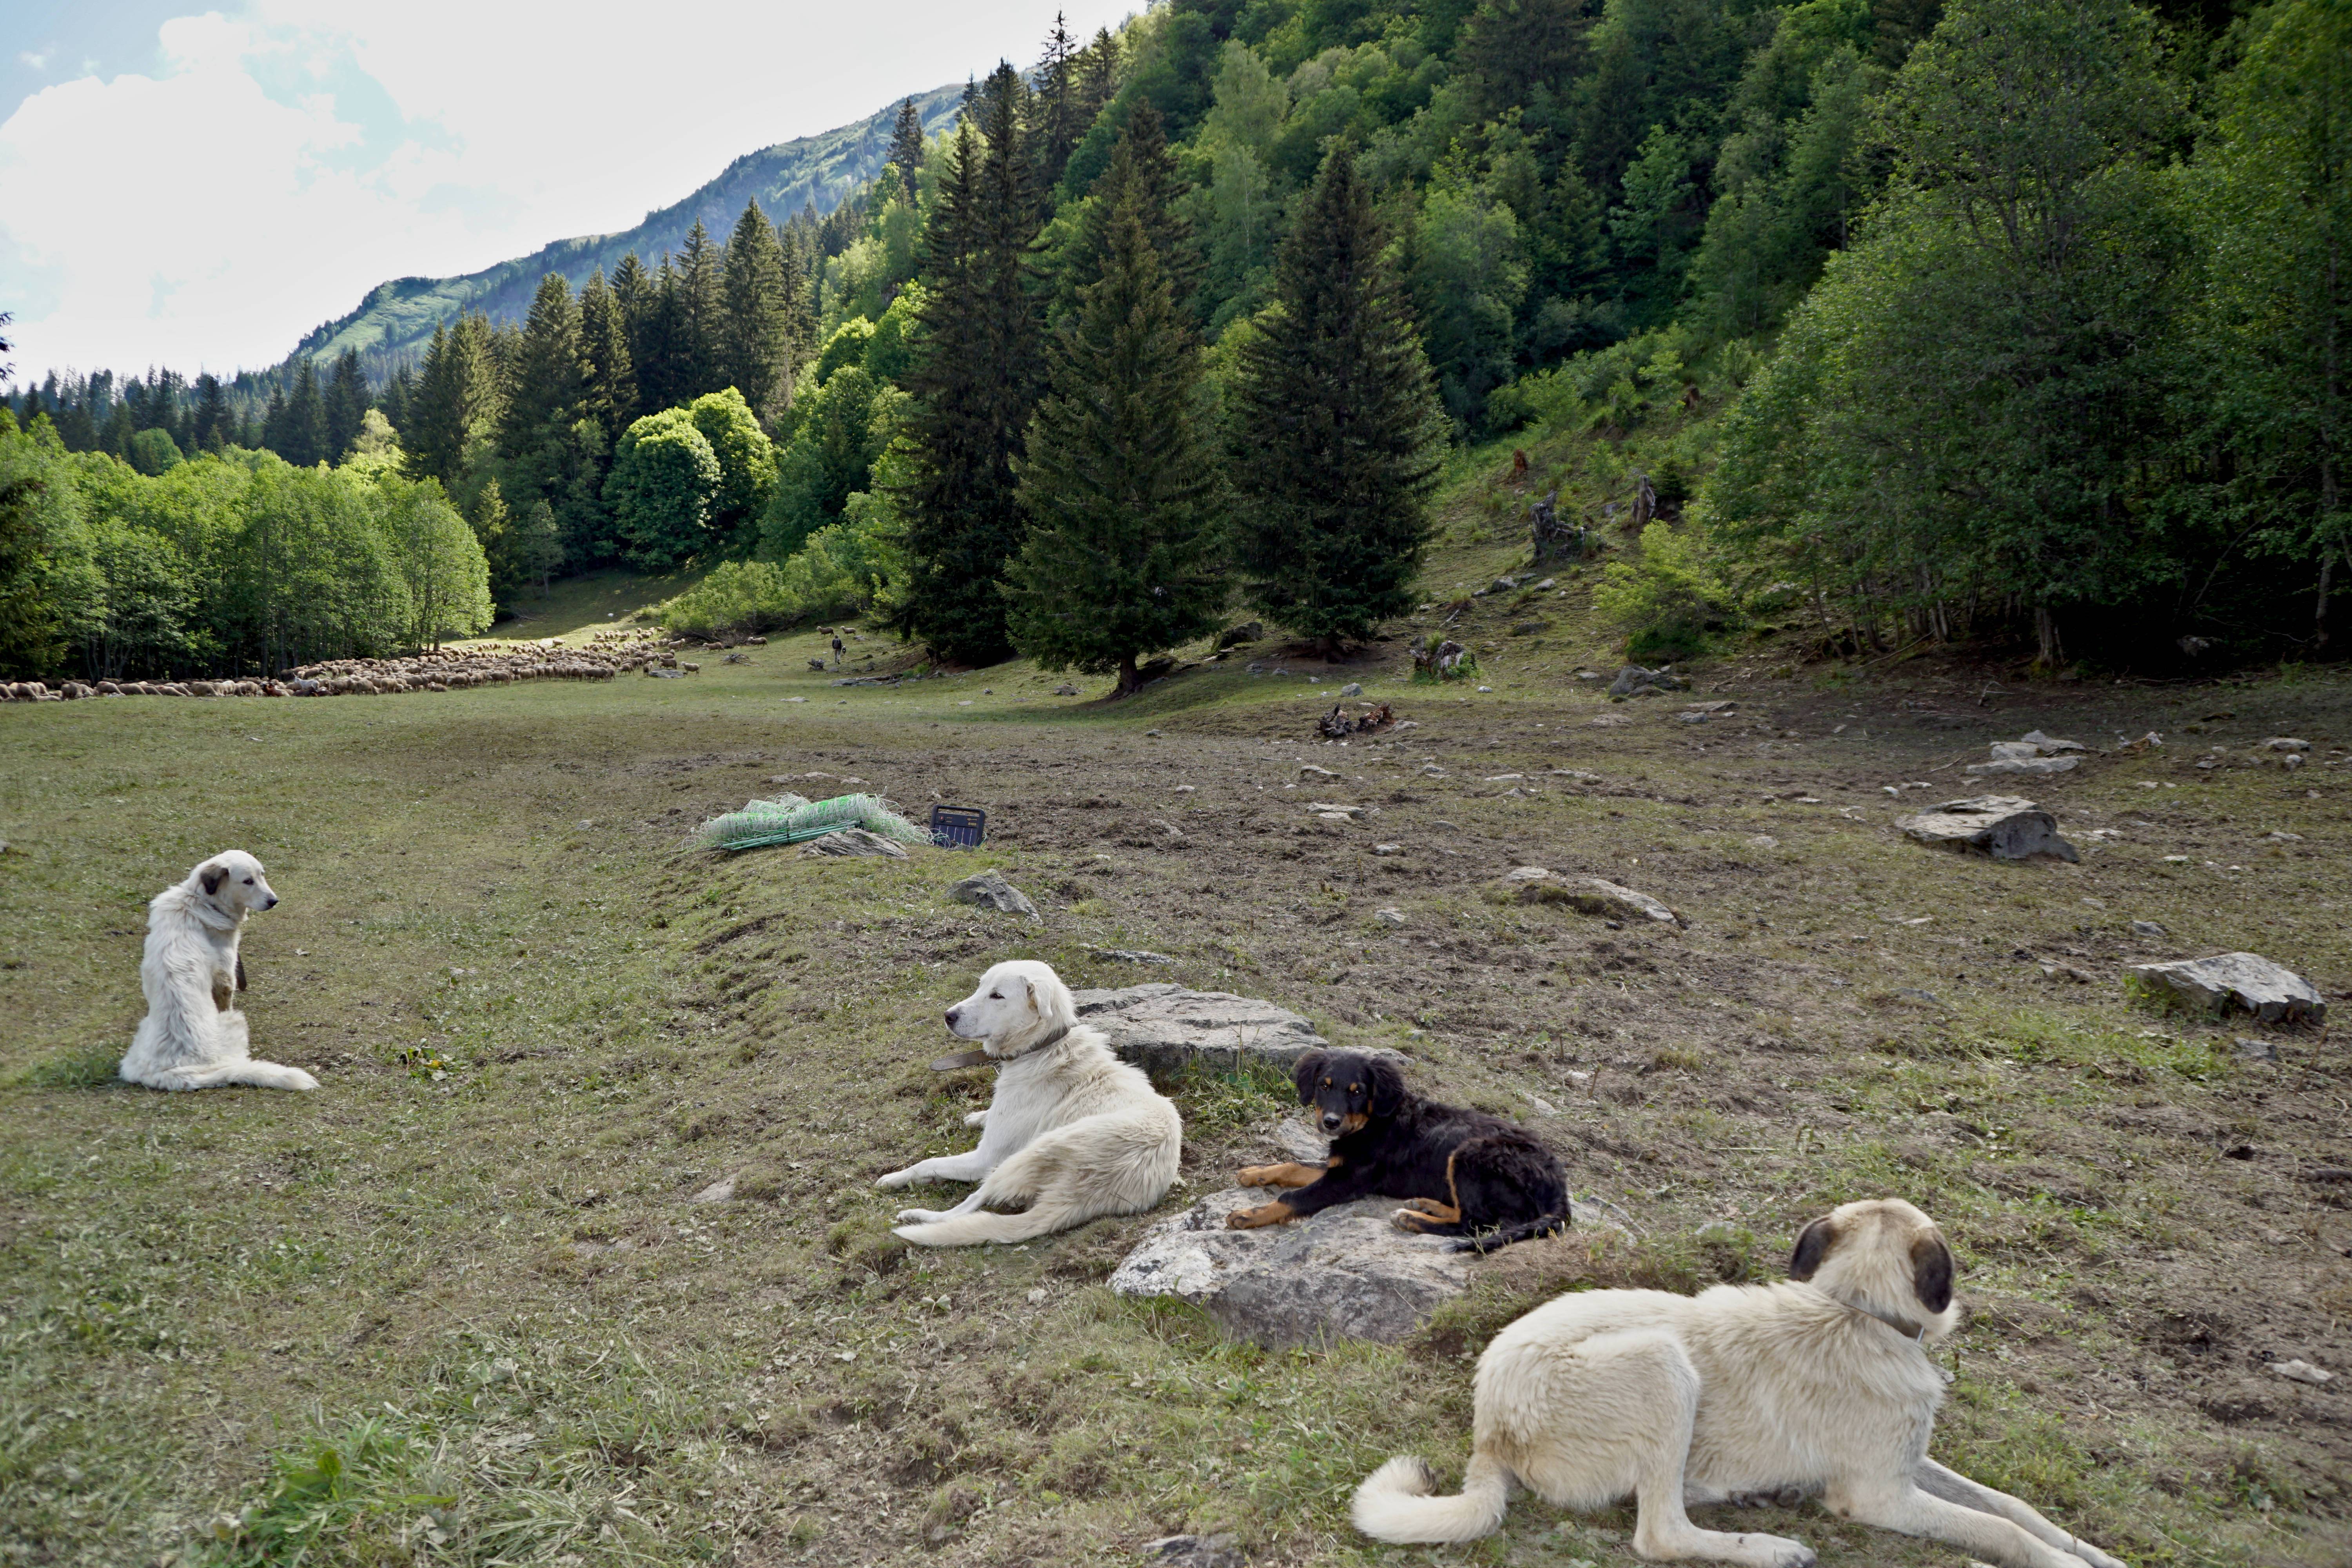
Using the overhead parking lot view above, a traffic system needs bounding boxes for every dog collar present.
[1842,1297,1927,1343]
[987,1023,1071,1060]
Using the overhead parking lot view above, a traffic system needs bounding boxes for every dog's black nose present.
[1321,1112,1343,1130]
[944,1008,960,1027]
[263,896,278,909]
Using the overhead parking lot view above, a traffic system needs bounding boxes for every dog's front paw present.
[875,1169,915,1190]
[1236,1164,1281,1187]
[895,1208,946,1225]
[1225,1202,1293,1230]
[1739,1535,1815,1568]
[286,1068,320,1091]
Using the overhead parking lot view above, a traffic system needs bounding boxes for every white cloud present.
[0,0,1138,381]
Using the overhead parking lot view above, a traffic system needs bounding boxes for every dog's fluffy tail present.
[1351,1453,1510,1544]
[1446,1211,1572,1254]
[127,1057,320,1092]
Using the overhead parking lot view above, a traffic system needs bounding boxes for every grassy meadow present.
[3,505,2348,1568]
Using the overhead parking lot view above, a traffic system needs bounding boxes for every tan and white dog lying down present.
[879,960,1181,1247]
[119,851,319,1092]
[1354,1199,2125,1568]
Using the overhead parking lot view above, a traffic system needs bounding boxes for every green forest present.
[3,0,2346,684]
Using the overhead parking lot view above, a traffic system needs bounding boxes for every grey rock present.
[800,827,911,858]
[1088,946,1176,964]
[2127,953,2326,1025]
[1607,665,1689,699]
[1340,682,1363,697]
[687,1176,736,1204]
[1489,867,1682,925]
[1069,983,1357,1076]
[2235,1036,2280,1063]
[1215,621,1264,650]
[1143,1534,1245,1568]
[1054,683,1079,696]
[1965,754,2082,777]
[1109,1187,1472,1347]
[2131,920,2166,938]
[1897,796,2079,862]
[1374,907,1407,926]
[2017,730,2087,753]
[947,870,1039,921]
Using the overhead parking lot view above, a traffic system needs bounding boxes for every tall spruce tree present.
[281,359,328,466]
[1054,100,1198,324]
[192,374,230,452]
[325,349,368,460]
[897,65,1046,663]
[721,198,796,424]
[636,256,691,414]
[577,266,637,443]
[499,274,587,516]
[889,98,927,197]
[610,252,656,419]
[1006,174,1227,693]
[677,221,725,400]
[1034,13,1085,191]
[403,315,501,489]
[1229,143,1444,655]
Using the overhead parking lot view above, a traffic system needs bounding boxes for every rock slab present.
[1070,983,1345,1075]
[2127,953,2326,1025]
[1489,867,1682,924]
[802,827,909,858]
[1109,1185,1471,1347]
[1897,796,2079,862]
[947,870,1039,920]
[1607,664,1690,699]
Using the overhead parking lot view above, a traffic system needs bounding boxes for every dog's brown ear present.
[1291,1051,1328,1105]
[1364,1056,1406,1118]
[1789,1216,1837,1280]
[199,866,227,896]
[1910,1232,1955,1314]
[1022,975,1039,1014]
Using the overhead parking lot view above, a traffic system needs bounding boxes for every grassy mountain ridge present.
[286,82,969,377]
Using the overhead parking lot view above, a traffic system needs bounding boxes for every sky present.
[0,0,1140,388]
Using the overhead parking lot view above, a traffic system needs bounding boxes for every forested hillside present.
[283,82,973,381]
[3,0,2345,684]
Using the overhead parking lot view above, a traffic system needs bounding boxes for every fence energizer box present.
[929,806,986,849]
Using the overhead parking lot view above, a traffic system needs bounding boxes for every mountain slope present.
[289,83,966,376]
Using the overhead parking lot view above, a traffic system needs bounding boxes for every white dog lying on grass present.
[119,850,318,1092]
[879,959,1180,1246]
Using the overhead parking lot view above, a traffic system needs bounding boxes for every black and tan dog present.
[1228,1050,1570,1253]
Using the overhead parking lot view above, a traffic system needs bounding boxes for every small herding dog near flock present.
[1353,1199,2125,1568]
[1229,1049,1570,1252]
[879,960,1180,1247]
[119,851,319,1092]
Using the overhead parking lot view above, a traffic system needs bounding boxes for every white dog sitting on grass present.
[119,850,318,1092]
[880,959,1180,1246]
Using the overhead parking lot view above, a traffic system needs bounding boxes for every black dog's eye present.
[1321,1077,1331,1086]
[1349,1083,1361,1094]
[243,878,253,884]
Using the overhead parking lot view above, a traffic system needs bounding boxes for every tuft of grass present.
[17,1044,120,1089]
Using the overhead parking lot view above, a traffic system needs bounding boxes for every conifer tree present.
[1055,101,1198,323]
[721,198,795,423]
[677,221,724,400]
[499,273,587,520]
[403,316,501,489]
[325,349,368,461]
[1034,13,1085,191]
[897,66,1046,663]
[379,366,413,434]
[1007,176,1226,694]
[610,252,656,418]
[282,359,328,467]
[889,98,927,197]
[192,374,231,452]
[635,256,690,414]
[1077,28,1118,119]
[577,267,637,443]
[1229,143,1444,655]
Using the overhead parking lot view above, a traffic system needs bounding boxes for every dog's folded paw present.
[875,1170,912,1190]
[287,1069,320,1092]
[895,1209,944,1225]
